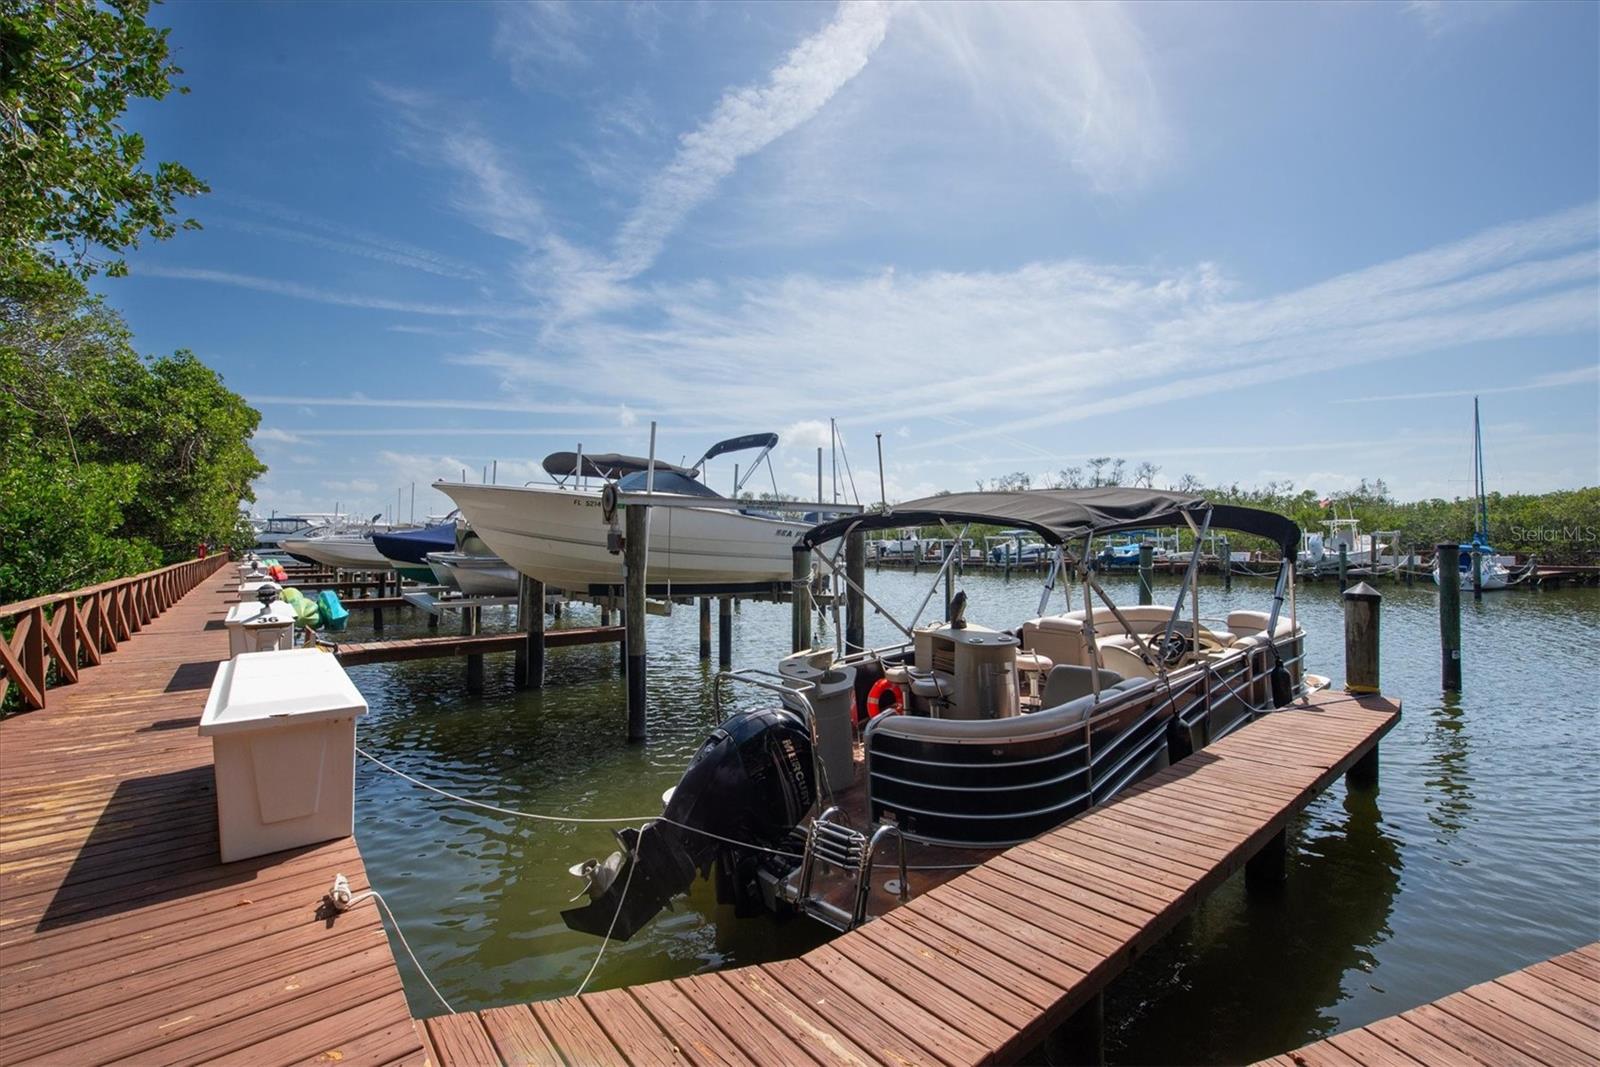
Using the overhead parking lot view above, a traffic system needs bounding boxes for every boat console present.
[904,622,1020,720]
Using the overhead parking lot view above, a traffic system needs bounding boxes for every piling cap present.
[1344,580,1382,601]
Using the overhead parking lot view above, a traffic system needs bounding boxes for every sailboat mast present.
[1473,396,1489,541]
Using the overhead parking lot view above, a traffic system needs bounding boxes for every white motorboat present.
[250,513,338,550]
[280,529,395,571]
[437,434,818,593]
[425,551,520,597]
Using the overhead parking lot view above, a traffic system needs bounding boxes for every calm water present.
[347,567,1600,1062]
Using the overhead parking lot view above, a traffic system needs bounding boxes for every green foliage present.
[1,0,207,286]
[0,275,265,603]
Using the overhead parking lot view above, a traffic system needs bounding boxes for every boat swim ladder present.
[796,806,909,932]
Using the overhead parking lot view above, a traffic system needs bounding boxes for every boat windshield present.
[617,470,722,499]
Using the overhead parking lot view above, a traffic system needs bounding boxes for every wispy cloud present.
[211,193,483,280]
[134,266,533,319]
[248,394,613,416]
[905,3,1167,192]
[611,1,895,279]
[460,201,1596,460]
[494,1,590,86]
[253,427,308,445]
[1336,364,1600,404]
[1404,0,1521,36]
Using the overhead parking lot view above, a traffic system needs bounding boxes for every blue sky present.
[105,0,1599,520]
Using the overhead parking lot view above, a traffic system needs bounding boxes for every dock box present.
[223,600,297,657]
[199,649,368,863]
[233,579,274,603]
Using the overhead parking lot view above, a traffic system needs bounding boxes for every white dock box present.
[234,579,274,602]
[199,649,367,863]
[223,600,297,657]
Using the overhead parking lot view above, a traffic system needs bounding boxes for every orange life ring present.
[865,677,903,721]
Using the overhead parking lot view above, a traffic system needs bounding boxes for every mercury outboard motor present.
[562,706,817,940]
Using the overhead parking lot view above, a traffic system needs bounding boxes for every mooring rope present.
[327,873,456,1014]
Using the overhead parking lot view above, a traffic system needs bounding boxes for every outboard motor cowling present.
[562,706,816,940]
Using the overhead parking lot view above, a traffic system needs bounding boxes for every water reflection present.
[1107,778,1402,1064]
[1423,692,1475,840]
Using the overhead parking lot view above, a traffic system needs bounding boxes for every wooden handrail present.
[0,553,231,713]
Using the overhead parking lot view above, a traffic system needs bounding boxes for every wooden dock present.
[0,564,427,1065]
[422,689,1401,1065]
[333,626,624,667]
[1258,943,1600,1067]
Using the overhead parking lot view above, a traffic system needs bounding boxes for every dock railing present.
[0,552,229,712]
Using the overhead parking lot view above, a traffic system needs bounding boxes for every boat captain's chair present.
[1014,650,1054,706]
[884,663,953,716]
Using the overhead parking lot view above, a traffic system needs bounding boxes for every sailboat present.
[1434,397,1512,591]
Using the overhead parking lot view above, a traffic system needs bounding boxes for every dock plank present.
[0,564,424,1067]
[1260,944,1600,1067]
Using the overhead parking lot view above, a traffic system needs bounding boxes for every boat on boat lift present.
[436,433,821,594]
[1435,397,1513,591]
[280,515,409,570]
[561,487,1319,941]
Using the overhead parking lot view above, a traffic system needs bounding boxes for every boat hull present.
[437,483,812,592]
[280,536,394,571]
[427,552,520,597]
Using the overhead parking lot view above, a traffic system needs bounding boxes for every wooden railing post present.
[22,608,46,708]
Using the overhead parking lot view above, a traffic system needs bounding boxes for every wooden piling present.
[1471,545,1483,601]
[1337,543,1348,593]
[1138,542,1153,606]
[625,504,648,742]
[464,605,483,694]
[1246,826,1288,888]
[718,596,733,667]
[944,543,955,621]
[516,573,545,689]
[791,547,812,652]
[1437,542,1462,691]
[1344,581,1381,696]
[1221,536,1232,591]
[698,597,712,661]
[846,531,865,654]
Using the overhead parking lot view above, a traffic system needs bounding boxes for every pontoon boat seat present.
[1039,665,1123,707]
[1096,641,1156,680]
[1226,610,1296,642]
[1023,605,1187,668]
[1014,651,1054,703]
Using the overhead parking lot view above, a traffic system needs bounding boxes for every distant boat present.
[1434,397,1513,591]
[373,521,457,583]
[437,433,817,593]
[281,518,402,571]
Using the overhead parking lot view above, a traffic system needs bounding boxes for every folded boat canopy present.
[693,433,779,468]
[542,452,697,480]
[799,489,1300,557]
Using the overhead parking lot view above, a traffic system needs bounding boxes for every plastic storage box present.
[223,600,297,657]
[199,648,368,862]
[778,650,857,791]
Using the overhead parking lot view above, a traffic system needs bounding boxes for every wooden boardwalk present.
[0,566,427,1066]
[424,689,1401,1066]
[1259,943,1600,1067]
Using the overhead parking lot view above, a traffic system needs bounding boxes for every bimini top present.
[542,452,697,480]
[800,488,1301,556]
